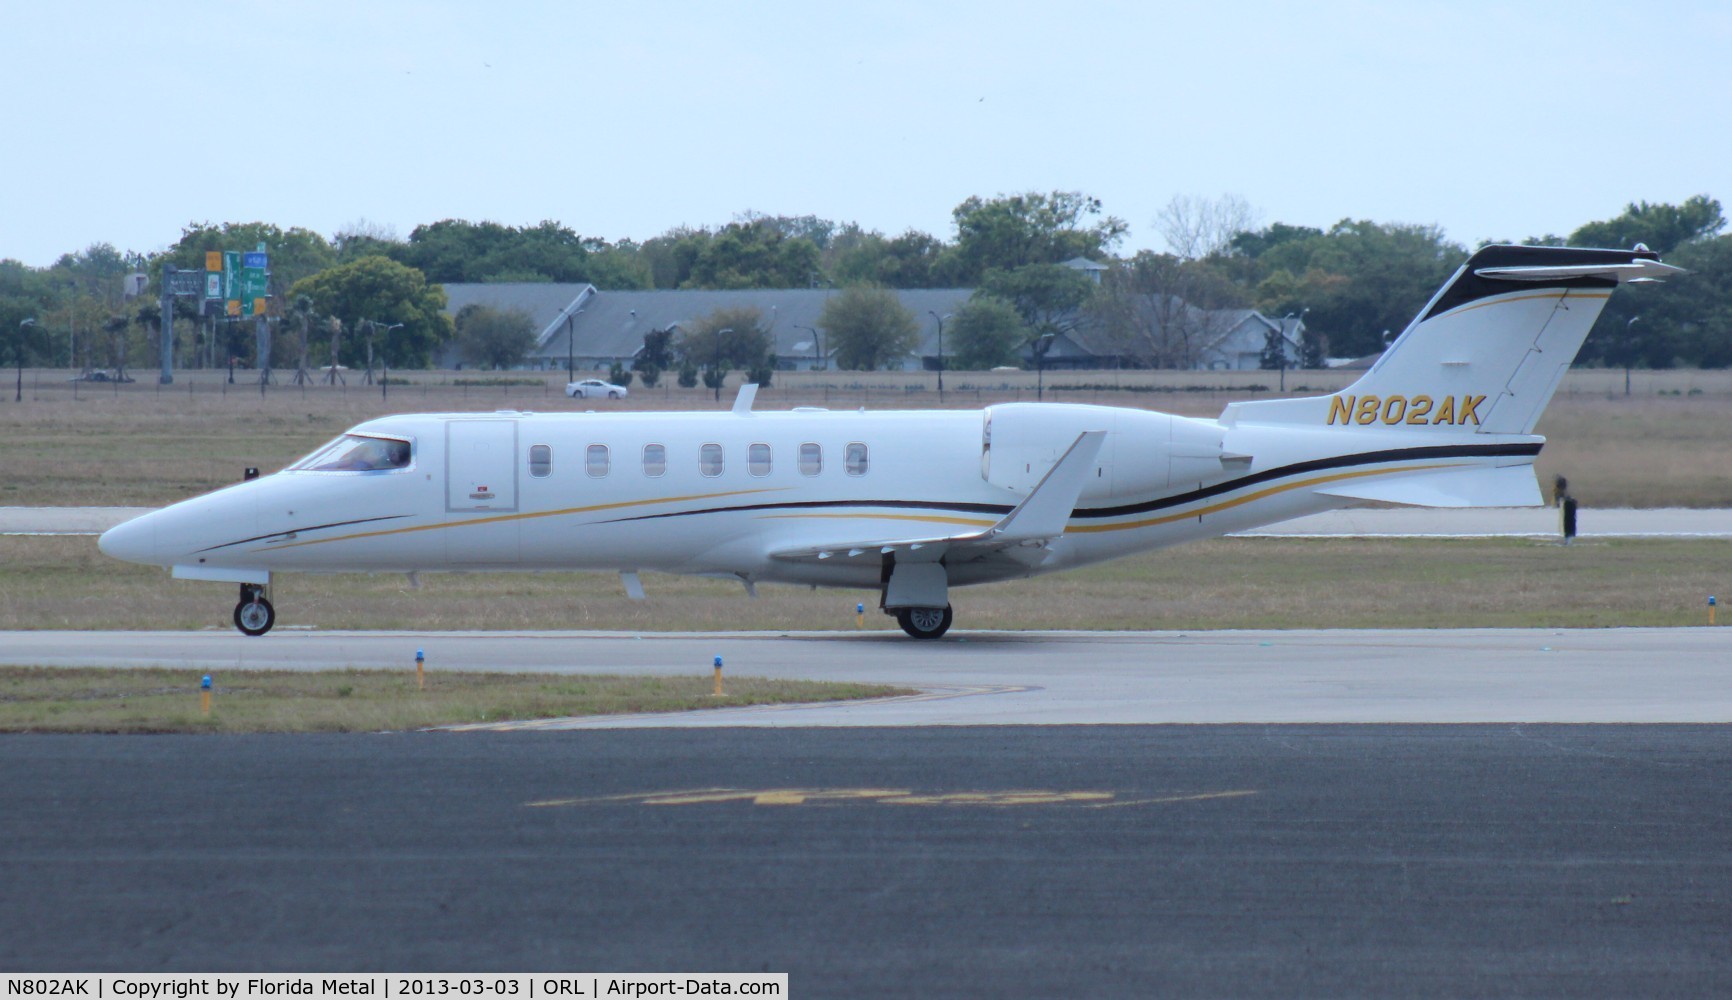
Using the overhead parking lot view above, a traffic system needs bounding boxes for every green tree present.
[1637,234,1732,367]
[948,296,1026,370]
[1569,196,1725,256]
[288,256,453,368]
[453,304,537,370]
[1569,197,1726,367]
[1231,220,1465,358]
[636,328,676,370]
[976,263,1095,341]
[0,260,56,383]
[675,306,774,376]
[685,223,822,289]
[938,191,1127,284]
[1093,253,1247,368]
[819,286,921,370]
[830,228,947,288]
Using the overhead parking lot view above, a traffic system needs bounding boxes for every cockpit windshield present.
[288,434,413,473]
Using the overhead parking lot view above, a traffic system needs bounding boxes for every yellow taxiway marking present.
[527,787,1258,809]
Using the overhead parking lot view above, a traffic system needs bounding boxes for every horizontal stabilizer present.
[1475,259,1684,283]
[1317,464,1543,508]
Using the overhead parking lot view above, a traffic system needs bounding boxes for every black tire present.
[608,391,621,399]
[234,598,276,637]
[895,605,953,640]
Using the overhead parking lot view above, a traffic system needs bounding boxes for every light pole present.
[379,322,404,400]
[1624,315,1640,396]
[16,317,35,402]
[1034,332,1055,402]
[929,311,951,403]
[565,307,584,382]
[713,327,733,402]
[793,324,823,370]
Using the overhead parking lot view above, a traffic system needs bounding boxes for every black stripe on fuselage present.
[1072,441,1540,519]
[598,441,1542,526]
[194,514,413,553]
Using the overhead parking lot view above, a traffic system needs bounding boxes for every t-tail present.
[1226,244,1681,434]
[1219,244,1681,508]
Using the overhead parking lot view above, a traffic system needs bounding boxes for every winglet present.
[732,384,758,415]
[989,430,1105,542]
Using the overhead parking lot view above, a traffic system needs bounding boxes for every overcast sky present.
[3,1,1727,267]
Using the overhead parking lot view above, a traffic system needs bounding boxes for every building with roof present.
[441,284,975,373]
[438,267,1305,373]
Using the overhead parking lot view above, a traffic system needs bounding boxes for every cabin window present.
[643,443,666,478]
[799,442,822,476]
[289,433,412,473]
[586,445,610,478]
[700,443,724,478]
[845,442,869,476]
[528,444,552,479]
[749,443,772,477]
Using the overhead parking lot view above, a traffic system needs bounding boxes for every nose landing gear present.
[234,583,276,636]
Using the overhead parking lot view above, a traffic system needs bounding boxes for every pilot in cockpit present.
[310,436,411,472]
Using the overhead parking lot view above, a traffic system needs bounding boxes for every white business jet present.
[100,245,1677,638]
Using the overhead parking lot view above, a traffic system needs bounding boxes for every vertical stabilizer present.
[1222,245,1681,434]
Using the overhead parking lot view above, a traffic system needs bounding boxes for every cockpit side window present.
[289,434,413,473]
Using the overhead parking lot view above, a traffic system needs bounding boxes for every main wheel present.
[895,605,953,640]
[234,597,276,636]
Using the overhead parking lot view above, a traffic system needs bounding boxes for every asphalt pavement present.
[2,726,1728,997]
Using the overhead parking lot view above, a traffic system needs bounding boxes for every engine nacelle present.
[982,403,1229,502]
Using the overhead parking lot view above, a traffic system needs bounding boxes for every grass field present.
[0,666,906,733]
[4,534,1726,632]
[4,367,1730,507]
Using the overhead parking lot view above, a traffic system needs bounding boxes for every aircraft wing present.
[767,430,1106,565]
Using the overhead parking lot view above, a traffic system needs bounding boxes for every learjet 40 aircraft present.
[100,245,1677,638]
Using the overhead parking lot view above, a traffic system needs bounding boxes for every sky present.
[2,1,1728,267]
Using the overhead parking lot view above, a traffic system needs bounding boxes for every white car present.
[564,378,629,400]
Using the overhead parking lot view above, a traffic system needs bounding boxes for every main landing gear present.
[234,583,275,637]
[893,605,953,640]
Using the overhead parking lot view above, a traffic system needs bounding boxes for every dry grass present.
[3,534,1726,632]
[0,666,906,733]
[3,368,1729,507]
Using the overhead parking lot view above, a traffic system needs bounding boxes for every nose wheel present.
[894,605,953,640]
[234,584,276,636]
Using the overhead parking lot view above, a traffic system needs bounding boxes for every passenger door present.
[446,420,518,512]
[444,419,520,565]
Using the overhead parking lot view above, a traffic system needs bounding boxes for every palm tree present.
[291,295,316,385]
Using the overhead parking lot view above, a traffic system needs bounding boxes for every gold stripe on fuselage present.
[257,458,1475,553]
[255,487,786,552]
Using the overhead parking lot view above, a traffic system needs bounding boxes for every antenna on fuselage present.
[732,384,758,415]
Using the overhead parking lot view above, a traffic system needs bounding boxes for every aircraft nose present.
[98,512,158,565]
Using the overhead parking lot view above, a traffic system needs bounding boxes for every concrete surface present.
[4,627,1728,724]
